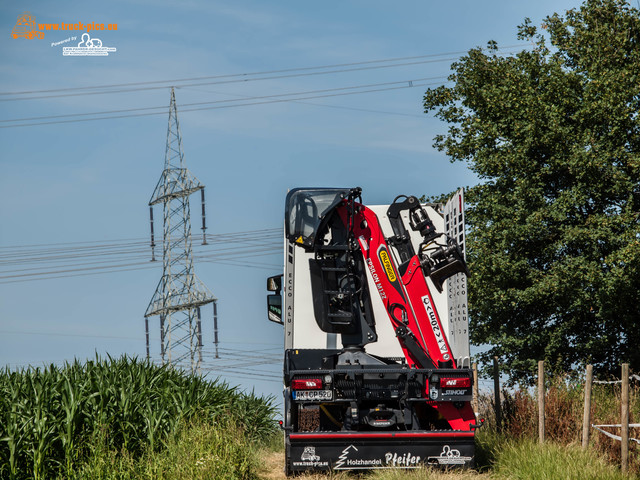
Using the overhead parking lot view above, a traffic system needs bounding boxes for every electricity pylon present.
[145,87,216,373]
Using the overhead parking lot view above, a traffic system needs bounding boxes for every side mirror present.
[267,275,282,292]
[267,294,283,325]
[267,275,283,325]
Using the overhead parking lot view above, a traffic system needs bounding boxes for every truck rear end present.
[267,187,478,474]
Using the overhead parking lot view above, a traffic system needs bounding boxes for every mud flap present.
[286,431,474,473]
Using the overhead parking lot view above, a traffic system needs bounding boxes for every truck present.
[267,187,480,474]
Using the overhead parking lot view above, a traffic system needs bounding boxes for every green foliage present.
[0,356,277,479]
[478,378,640,474]
[424,0,640,382]
[69,418,259,480]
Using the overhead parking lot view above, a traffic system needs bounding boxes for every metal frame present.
[145,87,216,373]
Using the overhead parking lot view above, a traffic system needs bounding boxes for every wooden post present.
[538,360,545,443]
[493,356,502,433]
[621,363,629,474]
[472,362,479,420]
[582,364,593,449]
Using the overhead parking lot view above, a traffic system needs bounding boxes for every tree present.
[424,0,640,382]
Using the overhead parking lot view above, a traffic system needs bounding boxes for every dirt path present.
[259,450,286,480]
[257,451,353,479]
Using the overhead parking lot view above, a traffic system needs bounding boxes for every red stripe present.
[290,431,474,440]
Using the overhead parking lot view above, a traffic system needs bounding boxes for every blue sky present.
[1,1,583,402]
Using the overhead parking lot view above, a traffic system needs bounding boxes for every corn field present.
[0,355,277,480]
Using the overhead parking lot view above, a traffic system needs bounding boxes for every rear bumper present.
[287,430,475,472]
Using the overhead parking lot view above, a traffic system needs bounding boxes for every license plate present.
[292,390,333,401]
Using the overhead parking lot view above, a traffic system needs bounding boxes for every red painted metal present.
[290,431,475,440]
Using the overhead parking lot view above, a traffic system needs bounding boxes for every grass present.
[69,417,260,480]
[492,438,630,480]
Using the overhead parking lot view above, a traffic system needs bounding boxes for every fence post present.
[493,356,502,433]
[582,364,593,449]
[538,360,545,443]
[472,362,479,420]
[621,363,629,474]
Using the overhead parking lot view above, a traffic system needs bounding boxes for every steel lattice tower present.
[145,87,217,373]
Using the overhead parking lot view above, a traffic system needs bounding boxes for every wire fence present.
[477,359,638,474]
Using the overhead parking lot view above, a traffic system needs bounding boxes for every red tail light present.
[440,377,471,388]
[291,378,322,390]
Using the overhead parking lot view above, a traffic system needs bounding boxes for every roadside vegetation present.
[0,355,277,479]
[485,375,640,475]
[258,376,637,479]
[0,355,635,479]
[259,428,632,479]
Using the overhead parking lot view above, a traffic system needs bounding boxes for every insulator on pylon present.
[201,188,208,245]
[145,317,150,359]
[197,307,203,347]
[160,314,165,361]
[213,301,219,359]
[149,206,156,261]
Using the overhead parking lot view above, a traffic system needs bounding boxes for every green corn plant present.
[0,355,279,478]
[1,369,28,479]
[24,367,58,480]
[57,360,85,477]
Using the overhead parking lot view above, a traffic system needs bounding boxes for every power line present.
[0,252,282,283]
[0,230,281,259]
[0,239,282,268]
[0,329,141,340]
[0,50,484,96]
[0,239,281,269]
[0,45,532,128]
[0,46,528,100]
[0,257,281,284]
[0,229,285,283]
[0,240,281,269]
[0,59,456,102]
[0,228,281,250]
[0,81,439,129]
[0,77,444,128]
[178,84,427,119]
